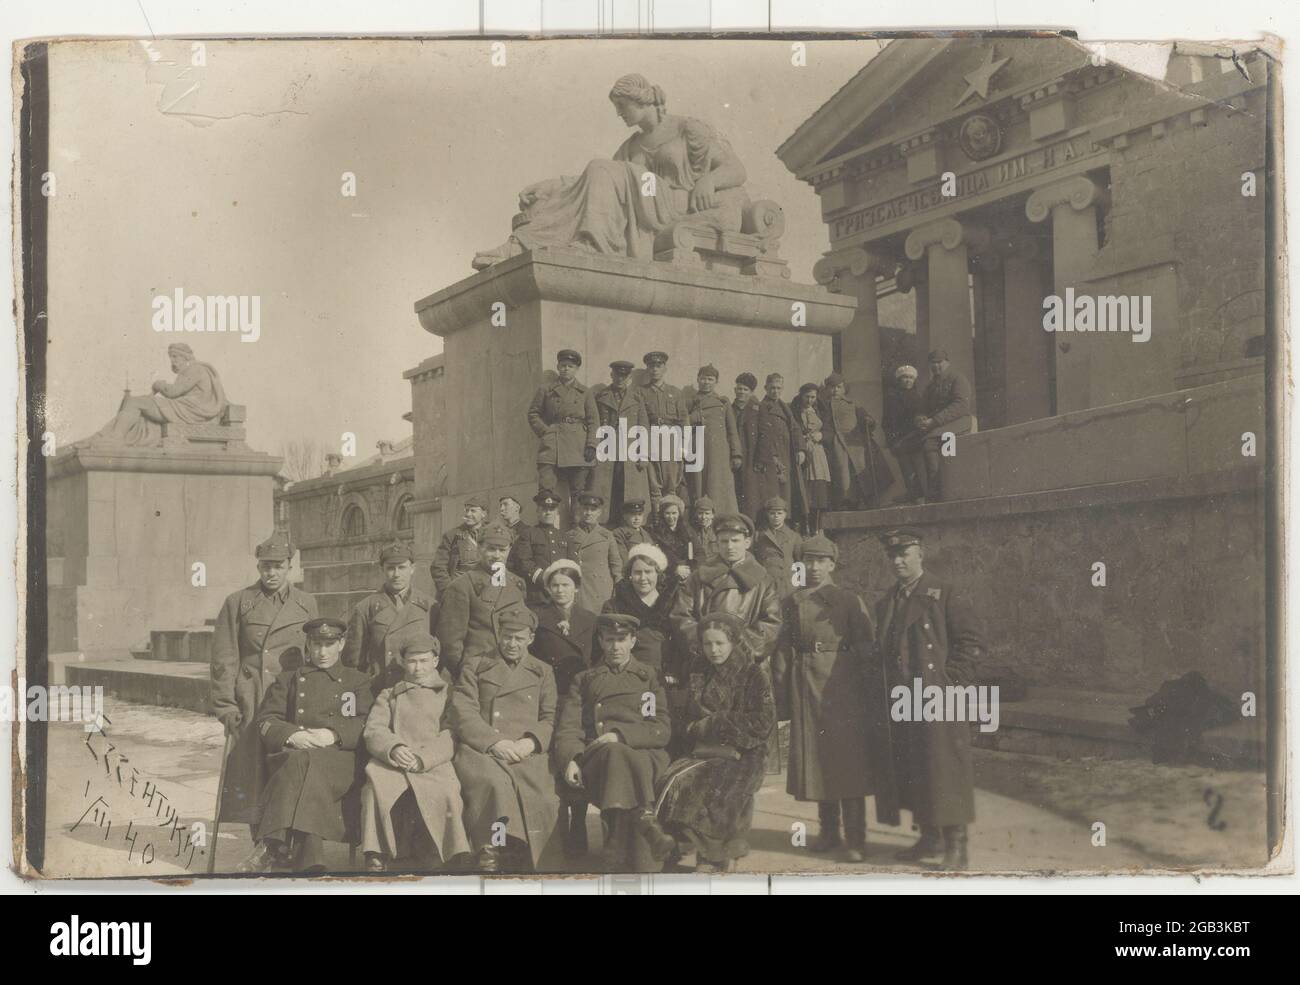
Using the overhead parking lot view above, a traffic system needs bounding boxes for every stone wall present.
[830,473,1265,702]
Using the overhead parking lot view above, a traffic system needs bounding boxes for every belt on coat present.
[796,642,854,654]
[559,417,582,424]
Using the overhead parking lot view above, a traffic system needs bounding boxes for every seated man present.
[554,613,676,872]
[359,634,471,873]
[86,342,227,446]
[450,605,561,873]
[240,618,374,874]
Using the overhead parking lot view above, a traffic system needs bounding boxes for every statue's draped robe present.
[510,116,747,261]
[91,360,228,446]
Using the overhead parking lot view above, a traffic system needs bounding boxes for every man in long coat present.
[875,527,983,871]
[566,492,622,613]
[772,535,897,863]
[210,532,317,830]
[636,351,689,505]
[343,540,438,692]
[431,496,487,596]
[435,526,527,677]
[509,489,569,606]
[733,372,762,520]
[917,350,974,502]
[585,360,659,527]
[555,613,675,872]
[359,634,471,872]
[685,364,742,515]
[751,497,803,600]
[752,374,803,512]
[450,605,561,872]
[528,348,598,519]
[821,372,894,510]
[670,513,782,666]
[238,618,374,873]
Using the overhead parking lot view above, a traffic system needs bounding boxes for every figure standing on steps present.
[874,527,983,872]
[772,535,896,864]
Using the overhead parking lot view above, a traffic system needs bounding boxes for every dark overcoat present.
[509,521,569,605]
[532,602,598,695]
[450,652,561,867]
[585,384,658,523]
[565,523,621,613]
[751,396,803,510]
[210,583,318,825]
[773,584,897,812]
[822,395,894,508]
[685,392,740,515]
[254,660,374,844]
[602,578,685,681]
[342,587,438,688]
[435,566,528,676]
[752,524,803,599]
[734,397,762,519]
[874,571,983,827]
[431,524,481,596]
[553,659,671,810]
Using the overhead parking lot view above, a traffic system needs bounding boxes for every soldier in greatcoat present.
[509,489,569,606]
[685,364,742,515]
[566,492,622,613]
[751,497,803,600]
[450,605,561,872]
[752,374,804,514]
[821,372,894,510]
[527,348,598,519]
[733,372,761,519]
[585,360,659,527]
[875,527,984,871]
[636,351,689,505]
[772,535,897,863]
[210,532,318,832]
[238,618,374,873]
[555,613,676,872]
[435,526,528,677]
[670,513,782,666]
[343,540,438,693]
[431,496,487,596]
[359,633,471,873]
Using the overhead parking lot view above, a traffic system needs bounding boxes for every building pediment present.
[779,36,1094,183]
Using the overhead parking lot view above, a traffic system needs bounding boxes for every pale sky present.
[45,38,881,461]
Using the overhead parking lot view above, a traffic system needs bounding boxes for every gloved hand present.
[219,712,243,737]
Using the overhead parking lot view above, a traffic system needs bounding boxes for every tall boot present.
[842,798,867,863]
[564,801,589,857]
[896,825,943,863]
[810,801,842,852]
[941,826,969,872]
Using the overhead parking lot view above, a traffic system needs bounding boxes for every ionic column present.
[904,218,987,401]
[1026,174,1108,413]
[813,247,896,420]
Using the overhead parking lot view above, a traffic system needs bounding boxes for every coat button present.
[927,663,934,670]
[923,623,930,629]
[493,711,500,717]
[926,643,933,649]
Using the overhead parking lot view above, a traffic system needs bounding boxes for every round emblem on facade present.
[958,114,1003,161]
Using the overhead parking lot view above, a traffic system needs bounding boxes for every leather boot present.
[842,798,867,863]
[810,801,842,852]
[896,825,943,863]
[235,839,278,873]
[476,845,501,873]
[941,826,969,872]
[564,801,589,857]
[636,809,678,862]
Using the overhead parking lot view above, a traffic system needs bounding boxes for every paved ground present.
[33,698,1264,883]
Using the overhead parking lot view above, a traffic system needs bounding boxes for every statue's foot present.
[472,236,524,271]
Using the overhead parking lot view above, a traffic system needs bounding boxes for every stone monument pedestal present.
[46,433,283,659]
[414,246,857,545]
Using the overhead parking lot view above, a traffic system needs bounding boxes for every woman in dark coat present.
[601,544,684,682]
[531,559,598,857]
[793,383,832,534]
[655,611,775,873]
[651,494,693,582]
[883,364,926,503]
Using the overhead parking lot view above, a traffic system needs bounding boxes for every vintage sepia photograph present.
[13,29,1284,884]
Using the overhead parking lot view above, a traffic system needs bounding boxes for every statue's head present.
[609,74,666,126]
[167,342,194,373]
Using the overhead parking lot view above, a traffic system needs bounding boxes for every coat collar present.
[589,656,655,682]
[301,660,345,683]
[478,651,547,689]
[698,553,766,591]
[391,676,448,697]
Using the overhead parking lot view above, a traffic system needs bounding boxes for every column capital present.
[904,218,990,262]
[812,247,895,294]
[1025,174,1109,223]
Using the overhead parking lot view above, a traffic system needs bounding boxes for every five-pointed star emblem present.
[954,46,1011,108]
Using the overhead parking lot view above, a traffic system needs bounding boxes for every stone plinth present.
[46,443,283,658]
[414,247,856,527]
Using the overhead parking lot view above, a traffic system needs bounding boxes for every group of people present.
[527,346,975,537]
[211,500,985,875]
